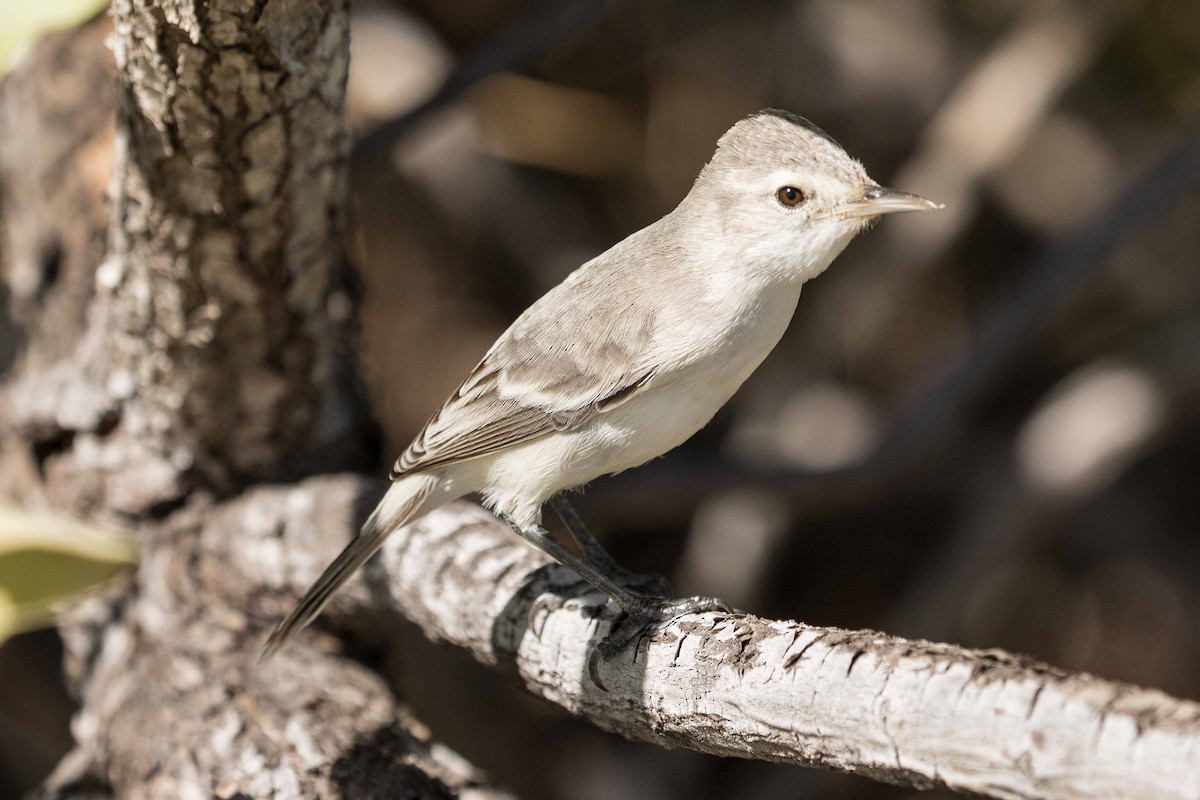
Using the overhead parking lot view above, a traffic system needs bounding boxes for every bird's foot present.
[526,568,671,635]
[609,566,673,599]
[588,593,733,690]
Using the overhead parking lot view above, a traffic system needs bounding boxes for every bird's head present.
[687,109,941,282]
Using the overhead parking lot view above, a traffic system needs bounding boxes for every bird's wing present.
[390,279,658,479]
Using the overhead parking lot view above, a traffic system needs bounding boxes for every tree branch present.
[241,475,1200,800]
[34,488,510,800]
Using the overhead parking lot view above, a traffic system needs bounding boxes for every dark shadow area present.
[332,724,457,800]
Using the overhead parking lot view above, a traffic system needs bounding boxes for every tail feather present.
[259,476,438,663]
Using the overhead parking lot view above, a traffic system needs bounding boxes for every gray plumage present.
[393,231,669,478]
[260,109,940,661]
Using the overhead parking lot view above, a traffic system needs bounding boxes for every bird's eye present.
[776,186,808,208]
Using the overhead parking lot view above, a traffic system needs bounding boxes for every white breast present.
[477,270,804,526]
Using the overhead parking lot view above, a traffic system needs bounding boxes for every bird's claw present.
[587,594,733,690]
[526,567,670,637]
[528,592,568,635]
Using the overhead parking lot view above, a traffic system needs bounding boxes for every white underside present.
[419,276,807,529]
[385,219,859,532]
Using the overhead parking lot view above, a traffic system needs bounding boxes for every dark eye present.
[776,186,808,207]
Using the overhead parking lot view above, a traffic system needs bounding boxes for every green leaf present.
[0,503,136,643]
[0,0,107,78]
[0,588,16,643]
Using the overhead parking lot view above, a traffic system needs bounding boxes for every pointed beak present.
[838,185,943,219]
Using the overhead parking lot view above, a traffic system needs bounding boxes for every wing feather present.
[390,271,659,479]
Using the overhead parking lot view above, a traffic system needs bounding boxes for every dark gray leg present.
[498,505,734,690]
[498,513,640,609]
[548,494,621,574]
[549,493,672,597]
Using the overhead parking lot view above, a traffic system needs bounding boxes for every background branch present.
[37,485,509,800]
[3,0,369,518]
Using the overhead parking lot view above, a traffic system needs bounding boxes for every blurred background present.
[4,0,1200,797]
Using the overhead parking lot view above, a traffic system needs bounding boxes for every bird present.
[261,109,941,662]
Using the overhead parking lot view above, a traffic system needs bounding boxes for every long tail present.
[259,474,440,663]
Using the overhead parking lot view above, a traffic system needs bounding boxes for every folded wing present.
[390,281,658,479]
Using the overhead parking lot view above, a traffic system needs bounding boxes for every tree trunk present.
[1,7,502,799]
[4,0,368,519]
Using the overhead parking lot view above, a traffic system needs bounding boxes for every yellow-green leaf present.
[0,587,16,643]
[0,503,136,643]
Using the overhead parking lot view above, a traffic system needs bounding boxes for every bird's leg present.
[499,513,642,610]
[500,506,733,690]
[547,494,621,574]
[547,495,671,597]
[500,511,722,615]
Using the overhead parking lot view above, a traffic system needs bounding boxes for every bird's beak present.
[837,185,943,219]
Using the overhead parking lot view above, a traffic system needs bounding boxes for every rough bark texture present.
[0,18,117,509]
[1,9,502,800]
[234,476,1200,800]
[3,0,365,518]
[35,493,508,800]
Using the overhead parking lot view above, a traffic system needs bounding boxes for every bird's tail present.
[259,474,441,663]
